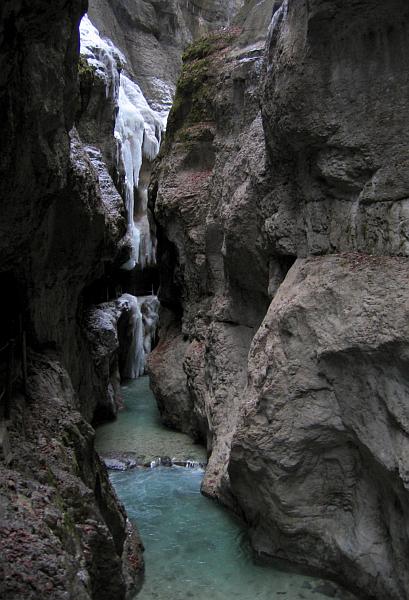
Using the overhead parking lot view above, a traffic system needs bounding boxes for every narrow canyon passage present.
[2,1,409,599]
[96,378,356,600]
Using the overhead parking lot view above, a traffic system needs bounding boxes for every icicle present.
[117,294,145,379]
[117,294,159,380]
[79,14,168,272]
[139,295,160,357]
[115,74,165,270]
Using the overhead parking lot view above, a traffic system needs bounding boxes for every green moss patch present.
[78,55,96,80]
[164,27,242,148]
[182,27,242,62]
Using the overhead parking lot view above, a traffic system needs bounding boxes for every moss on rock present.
[165,28,241,148]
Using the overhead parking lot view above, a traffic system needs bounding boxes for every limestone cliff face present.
[1,354,143,600]
[230,255,409,600]
[260,0,409,259]
[87,0,245,111]
[149,2,275,501]
[0,1,142,598]
[149,0,409,598]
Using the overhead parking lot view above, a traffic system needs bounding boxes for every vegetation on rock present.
[165,28,242,146]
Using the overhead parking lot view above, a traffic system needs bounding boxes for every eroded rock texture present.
[260,0,409,259]
[1,355,143,600]
[0,1,141,597]
[230,255,409,600]
[149,0,409,598]
[149,3,274,501]
[88,0,245,110]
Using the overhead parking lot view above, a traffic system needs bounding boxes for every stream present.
[96,377,356,600]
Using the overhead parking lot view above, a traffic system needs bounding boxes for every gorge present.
[1,1,409,600]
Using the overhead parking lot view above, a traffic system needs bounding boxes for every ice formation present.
[115,74,164,270]
[79,15,167,271]
[117,294,159,379]
[117,294,145,379]
[79,15,124,99]
[267,0,289,60]
[140,294,160,356]
[145,76,175,124]
[79,16,164,379]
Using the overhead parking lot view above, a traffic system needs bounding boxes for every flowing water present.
[95,377,206,463]
[96,378,356,600]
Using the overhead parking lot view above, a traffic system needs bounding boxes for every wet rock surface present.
[260,0,409,259]
[100,451,206,471]
[88,0,245,112]
[148,0,409,598]
[0,1,142,598]
[230,255,409,600]
[0,355,143,600]
[149,1,275,503]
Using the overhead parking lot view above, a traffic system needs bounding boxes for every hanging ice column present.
[115,74,165,270]
[118,294,159,379]
[80,14,166,272]
[79,15,163,379]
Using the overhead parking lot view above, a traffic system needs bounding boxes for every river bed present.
[96,377,356,600]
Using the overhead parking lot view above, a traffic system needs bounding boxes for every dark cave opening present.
[0,273,27,419]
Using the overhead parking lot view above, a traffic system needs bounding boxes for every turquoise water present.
[97,378,356,600]
[95,377,206,463]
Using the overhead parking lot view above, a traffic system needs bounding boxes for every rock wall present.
[88,0,245,111]
[149,2,275,501]
[149,0,409,598]
[0,1,142,597]
[230,254,409,600]
[260,0,409,259]
[1,354,143,600]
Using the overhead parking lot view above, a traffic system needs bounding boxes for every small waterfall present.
[117,294,159,380]
[141,294,160,356]
[185,460,199,469]
[148,457,206,469]
[117,294,145,379]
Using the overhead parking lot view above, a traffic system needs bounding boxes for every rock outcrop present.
[149,3,275,500]
[0,1,142,597]
[260,0,409,259]
[230,254,409,600]
[88,0,245,112]
[149,0,409,598]
[1,354,143,600]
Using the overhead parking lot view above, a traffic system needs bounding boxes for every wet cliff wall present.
[88,0,245,110]
[149,0,275,502]
[148,1,409,599]
[0,2,143,598]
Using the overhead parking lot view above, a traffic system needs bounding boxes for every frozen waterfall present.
[115,74,164,270]
[79,15,124,99]
[79,15,164,380]
[117,294,159,380]
[79,15,167,272]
